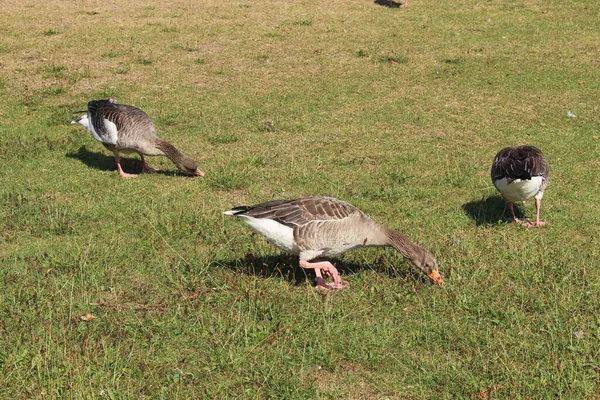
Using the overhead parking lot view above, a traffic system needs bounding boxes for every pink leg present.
[507,202,530,224]
[507,202,519,223]
[525,199,546,227]
[313,268,328,290]
[115,155,138,178]
[140,155,160,173]
[299,259,344,289]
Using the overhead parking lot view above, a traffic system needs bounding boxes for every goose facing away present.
[71,98,204,178]
[224,196,443,289]
[491,145,549,227]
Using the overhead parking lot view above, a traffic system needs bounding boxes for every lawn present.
[1,0,599,398]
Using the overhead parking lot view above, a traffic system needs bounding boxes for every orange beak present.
[428,270,444,285]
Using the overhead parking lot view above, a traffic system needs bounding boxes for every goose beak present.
[428,270,444,285]
[194,169,205,177]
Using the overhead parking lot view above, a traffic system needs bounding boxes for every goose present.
[491,145,549,227]
[71,98,204,178]
[224,196,443,289]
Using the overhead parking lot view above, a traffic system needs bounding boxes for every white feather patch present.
[495,176,544,202]
[71,114,90,129]
[72,114,119,145]
[97,118,119,145]
[236,215,298,254]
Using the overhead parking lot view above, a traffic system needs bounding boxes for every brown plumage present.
[224,196,443,289]
[72,98,204,178]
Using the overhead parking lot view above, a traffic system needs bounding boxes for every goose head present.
[174,155,205,177]
[411,249,443,285]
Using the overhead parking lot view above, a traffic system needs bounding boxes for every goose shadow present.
[66,146,191,177]
[462,196,525,226]
[217,253,427,287]
[374,0,404,7]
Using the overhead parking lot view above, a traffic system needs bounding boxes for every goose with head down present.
[72,98,204,178]
[491,145,549,227]
[224,196,443,289]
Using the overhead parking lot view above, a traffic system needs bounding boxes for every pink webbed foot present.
[115,156,138,178]
[140,155,160,173]
[141,164,160,173]
[118,171,138,178]
[507,202,537,225]
[300,259,345,290]
[525,199,546,228]
[524,220,546,228]
[315,277,345,290]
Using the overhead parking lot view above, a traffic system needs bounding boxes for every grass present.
[1,0,600,398]
[42,28,60,36]
[135,57,153,65]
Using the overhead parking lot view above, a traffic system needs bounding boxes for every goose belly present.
[495,176,544,202]
[240,216,298,254]
[297,221,367,257]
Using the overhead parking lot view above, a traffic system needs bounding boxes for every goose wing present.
[226,196,359,228]
[491,145,549,184]
[86,99,154,145]
[86,99,122,144]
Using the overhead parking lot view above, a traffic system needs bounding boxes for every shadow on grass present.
[218,253,426,287]
[462,196,524,226]
[66,146,193,177]
[374,0,404,8]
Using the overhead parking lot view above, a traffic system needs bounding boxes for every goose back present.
[491,145,549,183]
[87,99,159,152]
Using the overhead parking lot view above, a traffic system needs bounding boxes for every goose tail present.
[224,206,251,216]
[71,114,90,129]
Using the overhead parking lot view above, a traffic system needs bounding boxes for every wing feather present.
[227,197,359,228]
[491,145,549,183]
[86,99,155,145]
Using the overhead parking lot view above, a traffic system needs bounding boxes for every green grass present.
[135,57,153,65]
[1,0,600,398]
[42,28,60,36]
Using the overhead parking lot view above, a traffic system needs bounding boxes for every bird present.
[224,196,444,289]
[71,98,204,178]
[491,145,549,227]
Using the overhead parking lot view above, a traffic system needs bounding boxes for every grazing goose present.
[224,196,443,289]
[491,145,549,227]
[72,98,204,178]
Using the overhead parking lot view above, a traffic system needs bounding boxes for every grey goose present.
[491,145,549,227]
[72,98,204,178]
[224,196,444,289]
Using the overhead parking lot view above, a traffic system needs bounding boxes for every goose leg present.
[525,198,546,227]
[506,202,519,223]
[114,155,138,178]
[506,202,528,224]
[299,259,344,289]
[140,155,160,173]
[313,268,328,290]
